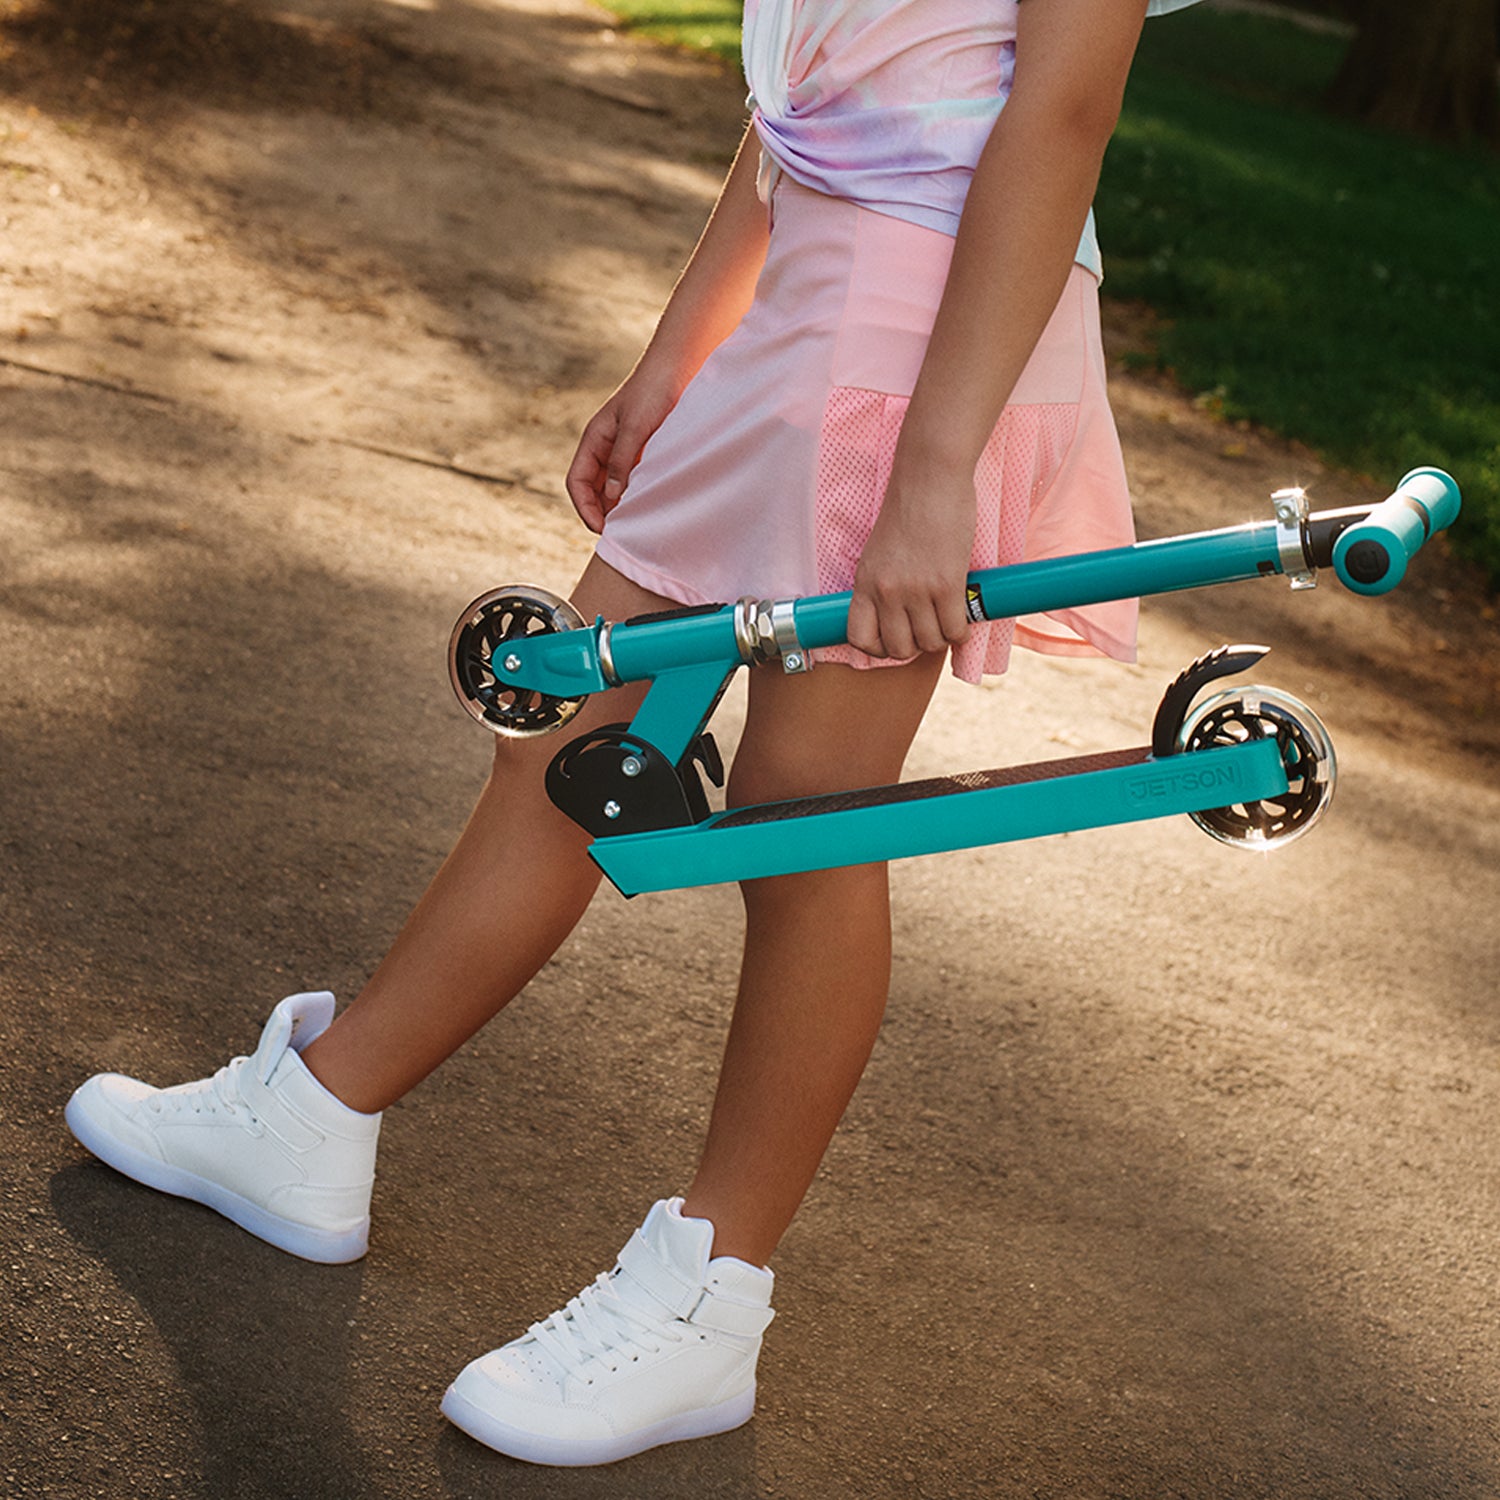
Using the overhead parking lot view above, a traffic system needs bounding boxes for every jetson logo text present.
[1128,765,1241,802]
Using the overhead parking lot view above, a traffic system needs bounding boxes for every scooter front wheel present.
[447,585,589,737]
[1176,686,1336,849]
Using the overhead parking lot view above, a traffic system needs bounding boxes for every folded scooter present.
[447,467,1461,896]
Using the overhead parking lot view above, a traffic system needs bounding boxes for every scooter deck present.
[589,737,1286,895]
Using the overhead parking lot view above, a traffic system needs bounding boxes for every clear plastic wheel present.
[1176,686,1337,849]
[447,585,588,737]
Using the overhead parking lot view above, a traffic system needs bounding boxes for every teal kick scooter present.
[446,467,1462,896]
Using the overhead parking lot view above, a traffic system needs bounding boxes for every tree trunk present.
[1327,0,1499,145]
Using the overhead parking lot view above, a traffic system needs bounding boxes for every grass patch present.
[604,4,1500,581]
[1100,8,1499,578]
[602,0,744,68]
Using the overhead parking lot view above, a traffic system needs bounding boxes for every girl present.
[66,0,1201,1468]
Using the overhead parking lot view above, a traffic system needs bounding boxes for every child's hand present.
[847,455,976,661]
[565,366,680,533]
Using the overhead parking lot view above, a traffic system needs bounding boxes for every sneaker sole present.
[64,1093,369,1265]
[439,1380,756,1466]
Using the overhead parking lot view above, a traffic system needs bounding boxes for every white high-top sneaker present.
[64,991,380,1264]
[442,1198,775,1466]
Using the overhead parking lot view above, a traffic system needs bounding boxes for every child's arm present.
[567,124,771,533]
[847,0,1151,662]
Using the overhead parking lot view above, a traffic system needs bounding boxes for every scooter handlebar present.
[1332,466,1462,595]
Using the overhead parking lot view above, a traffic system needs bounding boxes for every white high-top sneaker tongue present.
[642,1198,715,1282]
[253,991,335,1083]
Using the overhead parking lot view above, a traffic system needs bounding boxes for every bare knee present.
[726,741,855,810]
[726,724,910,810]
[727,657,944,810]
[487,726,560,786]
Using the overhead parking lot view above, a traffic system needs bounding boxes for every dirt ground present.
[2,2,1498,1496]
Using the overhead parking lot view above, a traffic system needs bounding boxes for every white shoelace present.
[147,1055,252,1118]
[527,1273,690,1376]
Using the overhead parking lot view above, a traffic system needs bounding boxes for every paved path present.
[2,2,1498,1495]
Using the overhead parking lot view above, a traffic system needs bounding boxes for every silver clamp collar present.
[1271,487,1317,592]
[596,619,623,687]
[733,596,813,674]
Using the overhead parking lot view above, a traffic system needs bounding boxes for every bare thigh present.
[569,553,677,629]
[728,653,947,811]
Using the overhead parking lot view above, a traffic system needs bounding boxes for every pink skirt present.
[593,180,1137,683]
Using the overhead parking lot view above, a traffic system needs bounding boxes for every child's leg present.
[682,653,947,1266]
[298,555,674,1113]
[438,648,948,1464]
[64,554,678,1264]
[439,653,946,1464]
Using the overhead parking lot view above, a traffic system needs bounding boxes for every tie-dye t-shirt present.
[743,0,1202,279]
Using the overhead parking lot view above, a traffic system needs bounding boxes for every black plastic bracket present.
[545,725,724,838]
[680,731,725,823]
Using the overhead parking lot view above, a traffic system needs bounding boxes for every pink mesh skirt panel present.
[593,181,1137,684]
[813,392,1091,681]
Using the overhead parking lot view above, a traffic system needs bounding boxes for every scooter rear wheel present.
[1176,686,1336,849]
